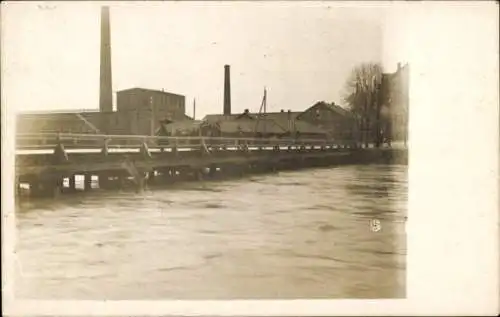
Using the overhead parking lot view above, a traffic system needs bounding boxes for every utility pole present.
[193,98,196,120]
[263,87,267,135]
[150,96,154,136]
[254,87,268,137]
[263,87,267,114]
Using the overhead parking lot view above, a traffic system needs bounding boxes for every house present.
[202,110,255,125]
[255,110,301,133]
[292,120,331,140]
[295,101,356,141]
[200,108,332,140]
[380,63,409,143]
[201,110,288,137]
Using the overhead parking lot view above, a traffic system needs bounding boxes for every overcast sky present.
[3,1,406,118]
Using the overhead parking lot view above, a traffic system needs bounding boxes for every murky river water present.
[15,164,407,299]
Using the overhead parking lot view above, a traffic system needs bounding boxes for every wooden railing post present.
[101,137,110,157]
[140,141,152,159]
[172,137,178,156]
[200,136,210,156]
[53,134,68,164]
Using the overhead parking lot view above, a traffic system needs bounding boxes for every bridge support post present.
[167,168,176,181]
[140,142,152,159]
[238,164,247,177]
[69,175,76,192]
[29,177,61,198]
[271,163,277,173]
[208,165,217,178]
[84,173,92,191]
[136,176,146,193]
[101,138,110,156]
[121,158,146,192]
[54,177,63,197]
[15,177,22,197]
[148,170,156,185]
[195,169,204,181]
[98,172,112,189]
[29,180,41,198]
[53,142,69,164]
[160,168,170,181]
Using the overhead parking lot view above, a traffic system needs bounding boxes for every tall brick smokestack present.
[99,6,113,113]
[223,65,231,115]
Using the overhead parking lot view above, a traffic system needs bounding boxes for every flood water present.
[14,164,407,299]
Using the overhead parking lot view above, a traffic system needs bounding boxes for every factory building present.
[16,6,189,137]
[16,88,187,136]
[115,88,187,135]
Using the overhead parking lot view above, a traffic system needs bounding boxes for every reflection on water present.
[15,164,407,299]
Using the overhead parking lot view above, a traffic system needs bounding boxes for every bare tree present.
[342,62,384,148]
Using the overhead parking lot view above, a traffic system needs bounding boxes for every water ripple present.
[15,164,407,299]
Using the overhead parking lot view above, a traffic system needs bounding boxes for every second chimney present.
[223,65,231,115]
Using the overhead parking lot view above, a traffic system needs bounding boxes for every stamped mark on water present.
[370,219,382,232]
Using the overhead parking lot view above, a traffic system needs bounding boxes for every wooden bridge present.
[15,133,403,198]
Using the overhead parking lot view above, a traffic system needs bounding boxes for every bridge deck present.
[15,133,406,192]
[17,148,353,177]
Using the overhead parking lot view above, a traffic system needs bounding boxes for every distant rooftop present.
[117,87,185,97]
[18,109,99,115]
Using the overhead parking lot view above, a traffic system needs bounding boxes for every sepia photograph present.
[3,1,499,315]
[5,1,411,301]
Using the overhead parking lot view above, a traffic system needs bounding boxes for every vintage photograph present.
[8,2,408,299]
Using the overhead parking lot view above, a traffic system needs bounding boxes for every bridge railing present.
[16,133,355,150]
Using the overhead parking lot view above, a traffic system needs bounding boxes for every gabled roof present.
[202,112,254,124]
[16,111,102,134]
[298,101,352,119]
[18,109,99,115]
[255,112,301,131]
[325,103,351,117]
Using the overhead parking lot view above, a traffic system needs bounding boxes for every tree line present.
[343,62,395,148]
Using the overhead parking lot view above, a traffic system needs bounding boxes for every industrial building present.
[159,101,355,141]
[16,6,402,147]
[16,7,188,137]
